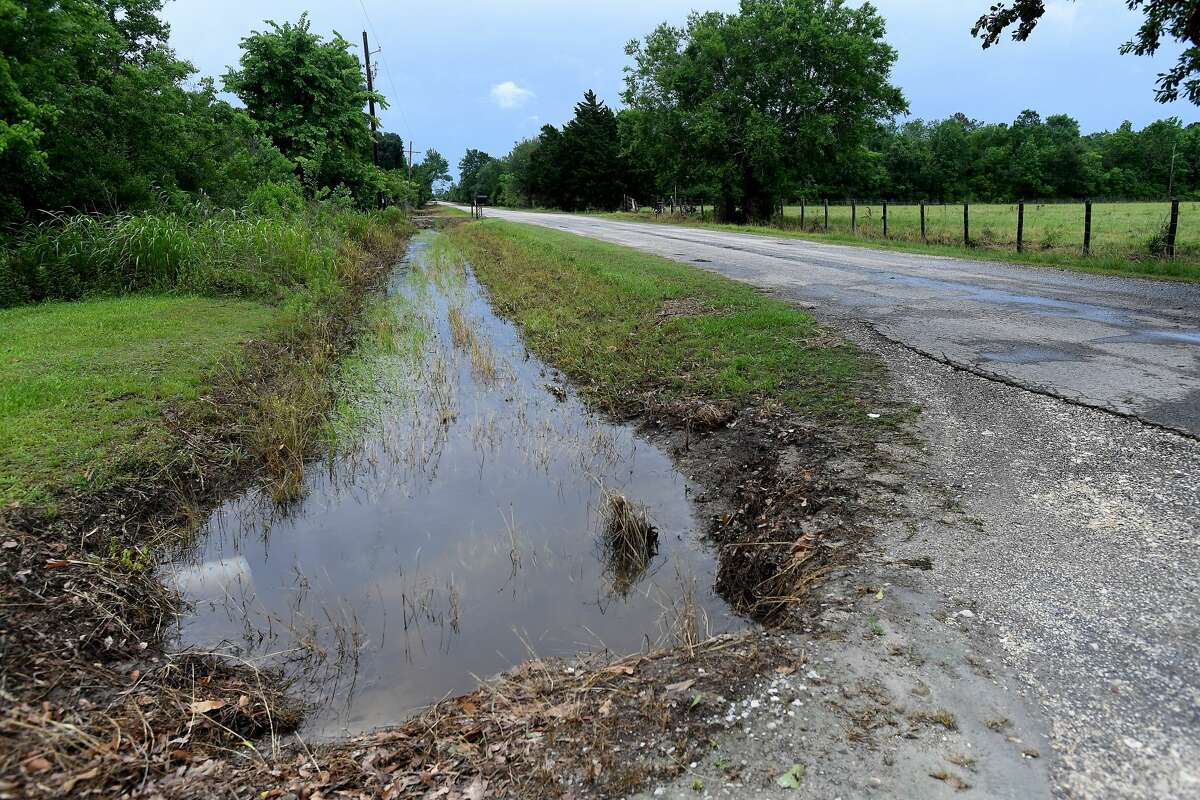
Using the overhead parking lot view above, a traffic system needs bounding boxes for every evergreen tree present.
[560,90,624,211]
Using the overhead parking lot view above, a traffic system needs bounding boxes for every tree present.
[498,138,541,206]
[559,90,625,210]
[972,1,1200,104]
[377,132,407,172]
[412,149,450,206]
[223,14,382,204]
[0,0,293,225]
[528,125,567,208]
[623,0,907,222]
[456,149,494,202]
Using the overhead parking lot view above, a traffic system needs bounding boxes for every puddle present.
[1092,329,1200,346]
[979,345,1084,365]
[867,271,1134,325]
[170,233,736,738]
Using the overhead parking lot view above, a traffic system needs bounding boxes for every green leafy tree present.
[973,1,1200,104]
[412,149,450,206]
[0,0,292,225]
[623,0,907,222]
[223,14,382,205]
[455,149,494,202]
[377,132,407,172]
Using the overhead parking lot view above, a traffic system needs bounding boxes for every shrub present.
[246,181,306,218]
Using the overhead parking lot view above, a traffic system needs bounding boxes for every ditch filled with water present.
[170,232,737,738]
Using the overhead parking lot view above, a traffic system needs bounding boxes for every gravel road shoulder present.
[639,313,1200,799]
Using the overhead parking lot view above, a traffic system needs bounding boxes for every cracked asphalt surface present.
[449,208,1200,798]
[451,206,1200,437]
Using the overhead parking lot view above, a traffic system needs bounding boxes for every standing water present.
[171,233,736,738]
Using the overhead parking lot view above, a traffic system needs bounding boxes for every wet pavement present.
[170,234,735,738]
[450,206,1200,437]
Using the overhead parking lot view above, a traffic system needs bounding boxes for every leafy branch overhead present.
[972,0,1200,104]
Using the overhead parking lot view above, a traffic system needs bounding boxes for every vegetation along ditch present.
[122,217,902,799]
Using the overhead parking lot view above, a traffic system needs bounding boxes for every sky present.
[162,0,1198,181]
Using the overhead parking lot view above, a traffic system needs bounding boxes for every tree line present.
[450,0,1200,222]
[1,1,449,232]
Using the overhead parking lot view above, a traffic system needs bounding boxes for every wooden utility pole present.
[407,142,423,178]
[362,32,378,168]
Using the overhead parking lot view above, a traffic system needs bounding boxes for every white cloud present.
[490,81,535,109]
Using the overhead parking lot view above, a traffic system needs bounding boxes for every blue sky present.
[163,0,1197,180]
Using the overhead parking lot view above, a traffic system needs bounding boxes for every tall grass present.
[0,205,411,308]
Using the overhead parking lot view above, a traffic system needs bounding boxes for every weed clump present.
[600,492,659,595]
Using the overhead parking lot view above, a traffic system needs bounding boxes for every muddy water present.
[171,233,736,738]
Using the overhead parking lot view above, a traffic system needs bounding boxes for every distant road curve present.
[448,204,1200,438]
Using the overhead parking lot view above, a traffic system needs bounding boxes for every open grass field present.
[602,201,1200,282]
[782,201,1199,261]
[0,295,275,508]
[448,219,888,426]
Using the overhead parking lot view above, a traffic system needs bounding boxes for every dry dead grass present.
[139,632,785,800]
[600,491,658,596]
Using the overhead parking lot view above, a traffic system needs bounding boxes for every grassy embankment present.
[448,219,884,425]
[0,207,412,511]
[0,296,273,508]
[599,200,1200,282]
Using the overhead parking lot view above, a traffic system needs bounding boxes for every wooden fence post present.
[800,199,806,230]
[824,199,829,232]
[1166,199,1180,258]
[851,201,857,234]
[963,202,970,246]
[1017,202,1025,253]
[1083,200,1093,256]
[920,201,926,243]
[883,201,889,239]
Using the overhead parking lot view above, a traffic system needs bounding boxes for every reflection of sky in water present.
[171,233,736,739]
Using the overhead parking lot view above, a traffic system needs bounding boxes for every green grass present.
[0,205,414,508]
[599,202,1200,282]
[0,295,275,507]
[448,220,885,425]
[0,205,411,308]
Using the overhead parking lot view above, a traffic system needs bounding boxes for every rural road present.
[452,205,1200,437]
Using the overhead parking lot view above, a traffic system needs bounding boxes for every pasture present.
[783,201,1199,262]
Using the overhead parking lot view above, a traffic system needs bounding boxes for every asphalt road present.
[452,206,1200,437]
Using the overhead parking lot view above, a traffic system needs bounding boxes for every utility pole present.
[362,32,378,168]
[408,142,424,179]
